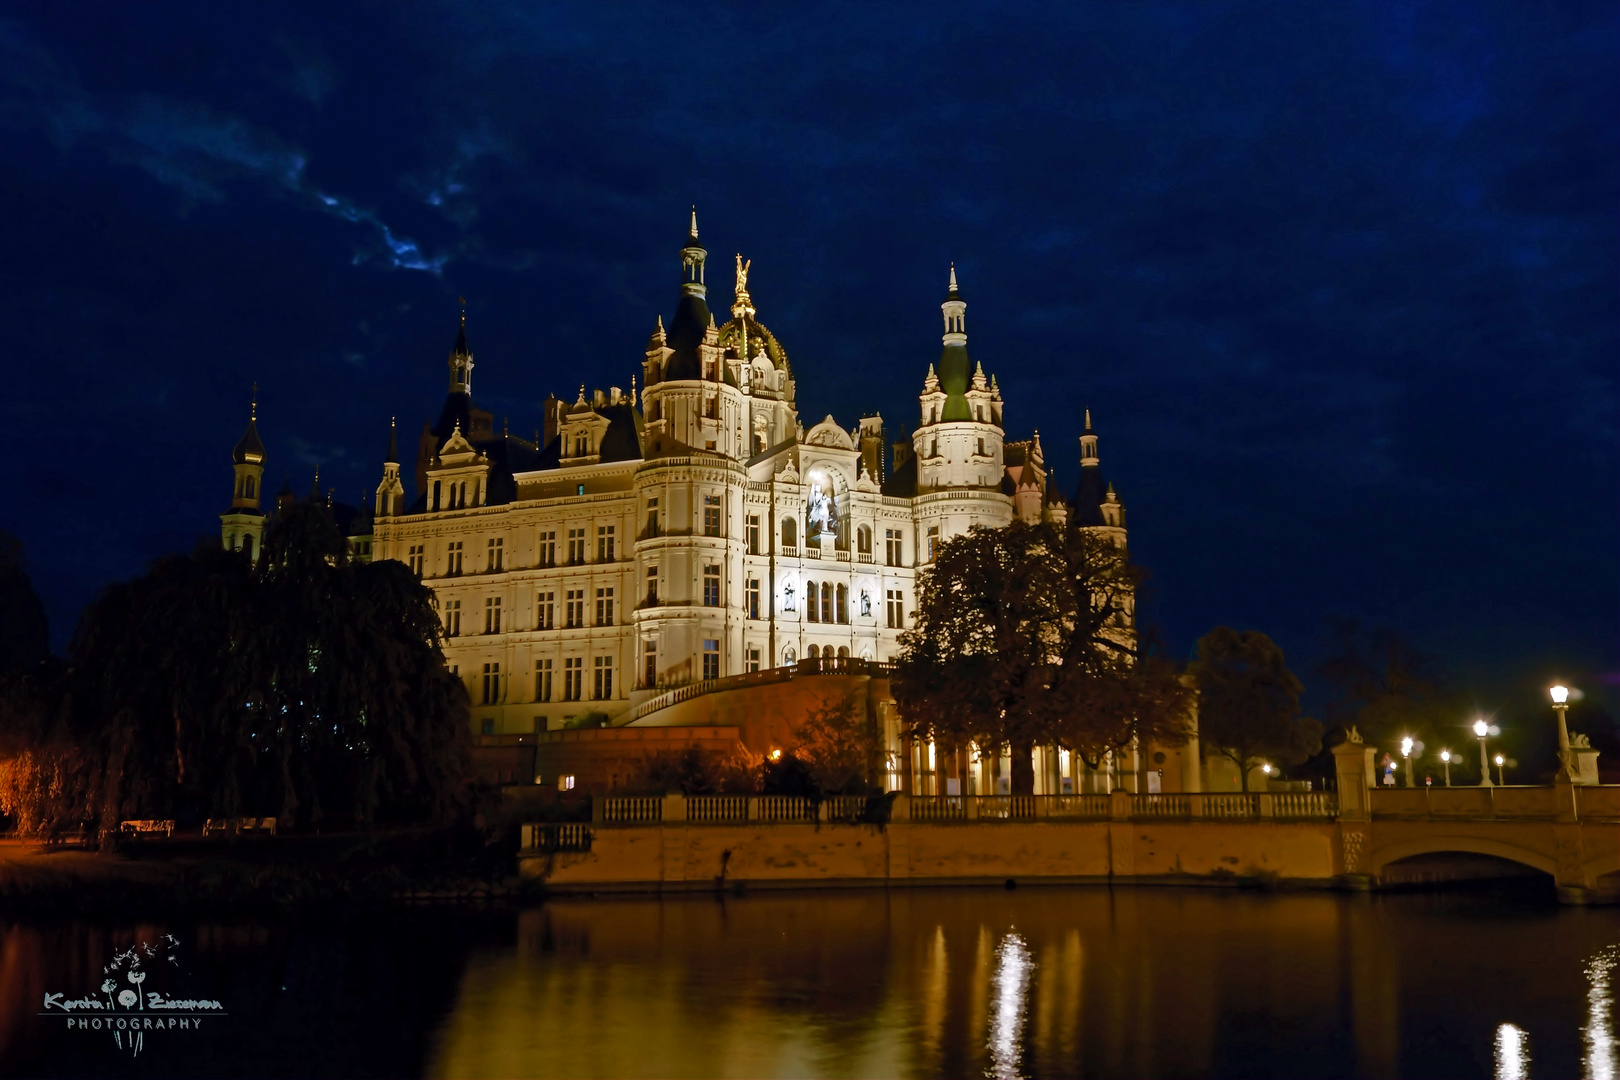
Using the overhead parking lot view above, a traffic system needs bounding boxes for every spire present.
[689,205,699,241]
[448,307,473,394]
[1083,408,1094,434]
[948,263,960,297]
[385,416,398,464]
[232,392,267,465]
[941,265,967,345]
[1080,411,1100,467]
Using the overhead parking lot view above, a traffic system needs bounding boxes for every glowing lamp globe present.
[1550,685,1569,705]
[1473,719,1489,738]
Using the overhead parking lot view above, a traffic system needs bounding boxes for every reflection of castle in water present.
[219,213,1125,737]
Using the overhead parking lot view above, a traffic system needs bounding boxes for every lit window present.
[560,775,575,791]
[702,639,720,681]
[703,495,722,537]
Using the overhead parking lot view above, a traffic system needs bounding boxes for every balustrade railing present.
[757,796,814,823]
[686,795,750,823]
[1134,794,1192,818]
[602,796,663,824]
[1046,794,1113,819]
[910,796,967,823]
[1272,791,1337,819]
[521,823,593,851]
[823,795,869,822]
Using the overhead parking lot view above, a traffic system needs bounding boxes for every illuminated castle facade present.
[224,216,1128,737]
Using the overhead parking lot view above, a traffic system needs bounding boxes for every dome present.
[232,417,266,464]
[716,314,792,377]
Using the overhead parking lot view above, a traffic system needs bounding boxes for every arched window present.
[835,584,848,624]
[857,526,871,554]
[245,476,255,499]
[821,582,834,624]
[243,535,254,560]
[806,581,819,622]
[808,645,820,659]
[837,646,849,658]
[574,433,588,457]
[782,517,797,549]
[784,646,797,665]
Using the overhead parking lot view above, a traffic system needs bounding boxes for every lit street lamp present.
[1401,737,1414,788]
[1439,750,1452,787]
[1550,685,1573,779]
[1494,753,1507,786]
[1474,719,1493,787]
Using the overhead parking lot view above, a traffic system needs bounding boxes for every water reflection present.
[1495,1023,1530,1079]
[1587,945,1618,1080]
[987,932,1032,1079]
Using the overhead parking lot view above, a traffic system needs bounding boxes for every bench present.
[119,819,175,838]
[202,816,278,837]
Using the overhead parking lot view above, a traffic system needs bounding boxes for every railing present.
[687,795,750,823]
[1047,794,1113,819]
[1133,794,1192,818]
[911,796,967,823]
[805,546,821,559]
[858,552,874,564]
[781,545,798,558]
[521,823,592,851]
[1272,791,1337,819]
[1371,785,1567,821]
[757,796,814,823]
[629,659,896,723]
[1577,785,1620,820]
[823,795,869,822]
[977,795,1037,821]
[835,549,850,562]
[602,796,663,824]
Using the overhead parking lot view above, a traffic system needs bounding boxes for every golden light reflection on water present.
[418,890,1616,1080]
[1587,945,1617,1080]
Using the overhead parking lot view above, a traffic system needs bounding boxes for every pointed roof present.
[232,410,266,465]
[384,417,399,464]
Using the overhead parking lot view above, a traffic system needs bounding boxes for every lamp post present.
[1440,750,1452,787]
[1474,719,1492,787]
[1401,737,1414,788]
[1550,685,1572,779]
[1494,753,1506,786]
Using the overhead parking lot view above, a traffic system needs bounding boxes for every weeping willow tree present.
[1,500,469,844]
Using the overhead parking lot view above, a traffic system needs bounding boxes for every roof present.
[663,293,711,380]
[716,314,792,378]
[1071,464,1108,526]
[936,342,973,421]
[232,417,266,465]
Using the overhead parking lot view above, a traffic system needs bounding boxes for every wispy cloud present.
[0,19,443,274]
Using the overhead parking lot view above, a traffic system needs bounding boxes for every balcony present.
[781,545,798,558]
[858,552,874,563]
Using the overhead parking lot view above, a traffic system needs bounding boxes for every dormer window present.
[573,432,589,457]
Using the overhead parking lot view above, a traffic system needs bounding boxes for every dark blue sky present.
[1,2,1615,724]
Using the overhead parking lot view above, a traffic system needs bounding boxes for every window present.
[930,437,938,458]
[782,518,797,550]
[408,544,425,576]
[537,591,555,630]
[885,528,903,567]
[746,646,761,673]
[783,645,797,664]
[821,582,834,624]
[645,565,659,605]
[563,657,583,701]
[745,578,760,619]
[447,541,464,575]
[243,536,255,560]
[595,587,615,626]
[481,717,494,736]
[559,774,575,791]
[703,494,722,537]
[484,596,502,634]
[488,537,504,571]
[593,655,614,700]
[573,432,588,457]
[535,659,552,703]
[597,525,616,563]
[703,565,720,607]
[643,640,657,688]
[806,580,819,623]
[566,527,586,564]
[886,589,904,629]
[808,644,820,659]
[835,583,848,624]
[745,515,761,554]
[537,531,556,567]
[702,639,720,681]
[645,498,660,538]
[927,526,940,562]
[857,526,871,555]
[977,437,986,456]
[565,589,584,629]
[481,662,501,705]
[443,599,461,636]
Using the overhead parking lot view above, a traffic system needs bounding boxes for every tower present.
[375,417,405,518]
[221,392,268,559]
[913,266,1006,492]
[448,308,473,395]
[1072,410,1126,540]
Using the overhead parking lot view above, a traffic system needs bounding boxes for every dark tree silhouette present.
[0,531,50,675]
[893,520,1191,794]
[1190,627,1321,791]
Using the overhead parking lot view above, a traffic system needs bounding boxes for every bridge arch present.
[1368,835,1557,878]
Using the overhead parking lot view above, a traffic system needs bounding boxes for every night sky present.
[1,3,1614,725]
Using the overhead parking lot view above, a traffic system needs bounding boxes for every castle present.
[220,214,1134,778]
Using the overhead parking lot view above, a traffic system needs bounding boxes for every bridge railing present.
[601,796,663,824]
[1578,785,1620,821]
[1371,785,1578,820]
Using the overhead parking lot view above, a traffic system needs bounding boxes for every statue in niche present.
[859,590,872,618]
[783,582,796,612]
[806,476,838,543]
[753,414,768,454]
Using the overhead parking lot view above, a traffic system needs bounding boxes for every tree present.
[1189,627,1321,791]
[1316,617,1465,774]
[0,531,51,675]
[792,689,882,795]
[893,520,1192,794]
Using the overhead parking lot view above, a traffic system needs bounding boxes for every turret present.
[1072,409,1125,540]
[914,266,1005,492]
[448,308,473,394]
[221,391,270,559]
[375,417,405,518]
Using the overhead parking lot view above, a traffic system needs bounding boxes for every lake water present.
[1,884,1613,1078]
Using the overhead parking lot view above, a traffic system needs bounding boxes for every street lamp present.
[1494,753,1506,786]
[1401,737,1415,788]
[1550,685,1573,779]
[1439,750,1452,787]
[1474,719,1493,787]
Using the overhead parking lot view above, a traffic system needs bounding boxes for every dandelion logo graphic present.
[40,933,226,1059]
